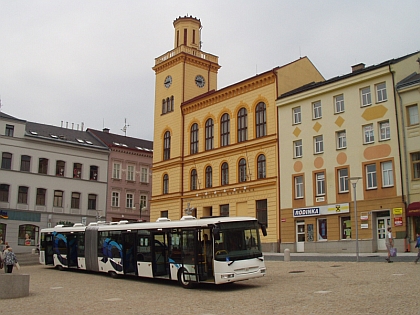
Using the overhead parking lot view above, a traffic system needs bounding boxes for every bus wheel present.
[109,271,118,279]
[177,267,195,289]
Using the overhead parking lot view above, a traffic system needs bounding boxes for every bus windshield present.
[213,221,262,261]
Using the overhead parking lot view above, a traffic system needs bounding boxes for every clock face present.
[195,75,205,88]
[164,75,172,88]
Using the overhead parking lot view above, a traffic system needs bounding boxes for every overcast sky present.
[1,1,418,141]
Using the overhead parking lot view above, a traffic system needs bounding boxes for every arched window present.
[170,96,174,112]
[166,97,171,113]
[255,102,267,138]
[220,113,230,147]
[162,99,167,114]
[205,118,214,150]
[163,131,171,160]
[237,108,248,142]
[257,154,266,179]
[191,169,198,190]
[205,166,212,188]
[221,162,229,186]
[190,123,199,154]
[239,158,247,182]
[163,174,169,194]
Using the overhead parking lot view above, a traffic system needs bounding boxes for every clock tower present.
[151,16,221,218]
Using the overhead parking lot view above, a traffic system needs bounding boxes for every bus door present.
[67,233,78,268]
[41,233,54,265]
[179,229,205,282]
[122,231,137,276]
[152,232,169,277]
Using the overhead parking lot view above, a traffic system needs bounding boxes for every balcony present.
[155,45,218,66]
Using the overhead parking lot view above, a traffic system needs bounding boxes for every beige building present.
[277,52,420,253]
[150,16,323,251]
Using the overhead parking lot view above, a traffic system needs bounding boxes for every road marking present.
[104,298,123,301]
[314,291,331,294]
[50,287,63,290]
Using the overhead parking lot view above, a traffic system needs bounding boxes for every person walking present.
[4,247,18,273]
[1,244,9,273]
[414,233,420,264]
[385,227,394,263]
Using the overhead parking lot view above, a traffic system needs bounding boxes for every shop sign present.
[393,208,403,215]
[360,215,369,221]
[394,217,403,226]
[361,223,369,229]
[293,203,350,217]
[0,210,8,219]
[293,208,320,217]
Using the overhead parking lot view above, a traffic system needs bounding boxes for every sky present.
[1,1,418,141]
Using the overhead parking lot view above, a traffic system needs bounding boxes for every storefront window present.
[317,218,327,240]
[341,216,351,239]
[18,224,39,246]
[0,223,6,245]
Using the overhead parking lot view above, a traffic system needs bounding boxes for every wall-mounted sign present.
[293,203,349,218]
[393,208,403,215]
[361,223,369,229]
[394,217,403,226]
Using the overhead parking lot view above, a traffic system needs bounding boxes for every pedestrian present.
[4,247,18,273]
[414,232,420,264]
[385,227,394,263]
[1,244,9,273]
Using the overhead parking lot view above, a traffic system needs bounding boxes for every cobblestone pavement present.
[1,261,419,314]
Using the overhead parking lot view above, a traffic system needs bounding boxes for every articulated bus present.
[39,216,267,288]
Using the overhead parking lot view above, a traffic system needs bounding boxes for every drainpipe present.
[273,68,281,252]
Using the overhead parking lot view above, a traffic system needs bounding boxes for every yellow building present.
[277,52,420,253]
[151,16,323,250]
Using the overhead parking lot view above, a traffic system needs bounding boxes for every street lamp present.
[132,204,145,222]
[349,176,362,262]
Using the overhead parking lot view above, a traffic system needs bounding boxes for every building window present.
[53,190,63,207]
[381,161,394,187]
[338,168,349,193]
[336,130,347,149]
[90,165,98,180]
[20,155,31,172]
[112,163,121,179]
[255,102,266,138]
[88,194,97,210]
[256,199,267,227]
[39,158,48,174]
[205,166,212,188]
[205,118,214,150]
[190,123,199,154]
[376,82,387,103]
[314,135,324,154]
[18,224,39,246]
[126,193,134,208]
[73,163,82,178]
[18,186,28,204]
[36,188,46,206]
[407,105,419,126]
[221,162,229,186]
[127,165,135,181]
[0,184,10,202]
[239,158,247,182]
[379,121,390,141]
[220,204,229,217]
[141,167,148,183]
[257,154,266,179]
[1,152,12,170]
[318,218,327,241]
[294,175,304,199]
[220,113,230,147]
[312,101,322,119]
[161,210,168,218]
[361,86,372,107]
[334,94,345,113]
[315,172,325,196]
[294,140,302,158]
[293,107,301,124]
[140,195,147,210]
[190,169,198,190]
[5,124,14,137]
[366,164,377,189]
[363,124,374,144]
[163,174,169,194]
[237,108,248,143]
[412,152,420,180]
[56,160,65,176]
[341,216,352,239]
[164,131,171,160]
[162,99,167,114]
[71,192,80,209]
[111,191,120,207]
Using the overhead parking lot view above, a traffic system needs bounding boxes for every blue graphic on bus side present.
[52,232,68,265]
[101,238,123,272]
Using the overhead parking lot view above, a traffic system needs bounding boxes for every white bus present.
[39,216,267,288]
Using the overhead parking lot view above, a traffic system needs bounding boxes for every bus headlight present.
[221,273,235,279]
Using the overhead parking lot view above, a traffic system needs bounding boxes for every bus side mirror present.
[261,225,267,237]
[213,227,220,241]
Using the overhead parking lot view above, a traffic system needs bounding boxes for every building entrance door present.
[296,221,305,252]
[377,216,391,251]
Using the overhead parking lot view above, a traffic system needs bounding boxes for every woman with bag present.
[4,247,18,273]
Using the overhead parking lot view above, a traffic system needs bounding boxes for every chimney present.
[351,63,365,73]
[103,128,110,133]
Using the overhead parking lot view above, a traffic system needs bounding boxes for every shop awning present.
[406,202,420,216]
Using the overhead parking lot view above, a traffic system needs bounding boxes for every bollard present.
[284,248,291,262]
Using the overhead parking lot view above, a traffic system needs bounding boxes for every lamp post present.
[349,177,362,262]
